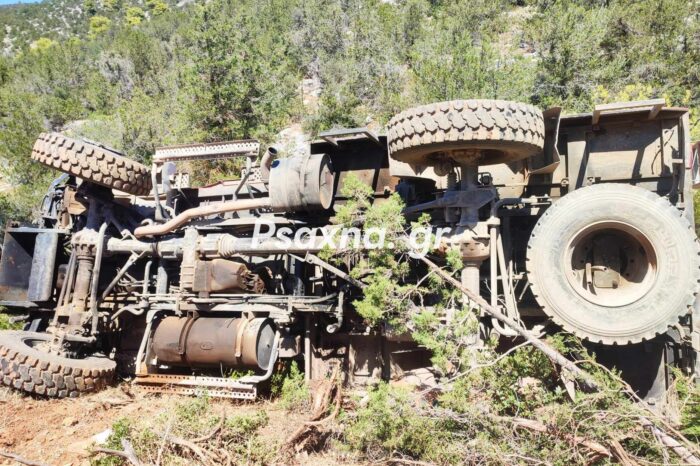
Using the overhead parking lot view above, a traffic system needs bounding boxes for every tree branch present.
[419,255,598,389]
[93,439,142,466]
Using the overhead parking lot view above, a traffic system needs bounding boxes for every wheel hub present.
[564,221,658,307]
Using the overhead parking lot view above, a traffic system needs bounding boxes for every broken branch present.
[283,366,341,450]
[156,430,213,465]
[640,418,700,465]
[420,255,598,389]
[0,451,49,466]
[93,439,142,466]
[191,408,226,443]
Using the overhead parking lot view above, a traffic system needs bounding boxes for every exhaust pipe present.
[134,197,271,238]
[260,146,277,183]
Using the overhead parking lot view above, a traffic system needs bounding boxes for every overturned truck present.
[0,98,698,400]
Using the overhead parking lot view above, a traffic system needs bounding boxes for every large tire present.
[387,99,545,165]
[527,184,700,345]
[0,331,115,398]
[31,132,152,196]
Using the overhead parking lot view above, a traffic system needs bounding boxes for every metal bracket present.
[691,142,700,189]
[591,98,666,125]
[403,188,496,214]
[133,373,257,400]
[319,127,381,147]
[290,253,366,289]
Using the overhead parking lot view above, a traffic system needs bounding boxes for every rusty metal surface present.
[529,106,562,175]
[133,373,257,400]
[591,99,666,125]
[192,259,264,293]
[557,108,682,194]
[152,316,275,369]
[134,197,271,238]
[0,230,37,303]
[318,127,380,147]
[312,135,398,199]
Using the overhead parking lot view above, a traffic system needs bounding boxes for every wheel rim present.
[19,334,49,349]
[18,333,59,356]
[564,221,658,308]
[17,333,91,360]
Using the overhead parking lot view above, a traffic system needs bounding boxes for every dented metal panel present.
[557,110,685,196]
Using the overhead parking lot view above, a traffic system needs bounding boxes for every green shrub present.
[92,393,274,465]
[272,361,310,411]
[89,16,112,37]
[345,383,462,464]
[92,418,132,466]
[0,312,22,330]
[673,369,700,442]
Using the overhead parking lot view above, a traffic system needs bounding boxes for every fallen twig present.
[585,357,700,459]
[217,446,233,466]
[0,450,49,466]
[93,439,142,466]
[419,338,538,395]
[608,439,641,466]
[101,397,133,407]
[499,414,612,460]
[156,430,213,465]
[155,417,173,466]
[191,407,226,443]
[641,418,700,465]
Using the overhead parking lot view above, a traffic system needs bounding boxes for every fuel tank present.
[152,316,275,370]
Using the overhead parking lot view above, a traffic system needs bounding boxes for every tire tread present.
[31,132,151,197]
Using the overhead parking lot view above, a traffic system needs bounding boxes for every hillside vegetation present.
[0,0,699,226]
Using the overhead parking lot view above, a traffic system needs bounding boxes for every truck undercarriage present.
[0,98,698,401]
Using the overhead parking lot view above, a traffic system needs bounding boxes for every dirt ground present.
[0,384,357,466]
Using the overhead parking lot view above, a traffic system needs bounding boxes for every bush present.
[92,418,133,466]
[0,312,22,330]
[674,370,700,442]
[89,16,112,37]
[271,361,310,411]
[345,383,462,464]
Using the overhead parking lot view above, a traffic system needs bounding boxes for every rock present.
[62,417,78,427]
[91,428,112,445]
[392,367,439,391]
[517,376,542,397]
[274,124,310,159]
